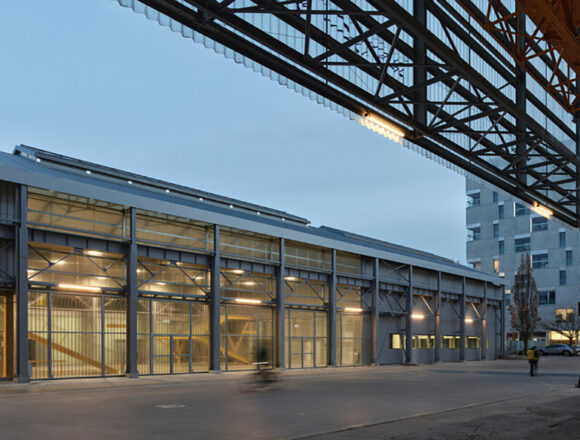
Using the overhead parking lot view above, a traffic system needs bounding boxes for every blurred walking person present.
[526,346,539,376]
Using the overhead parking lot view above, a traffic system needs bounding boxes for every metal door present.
[290,337,314,369]
[152,335,190,374]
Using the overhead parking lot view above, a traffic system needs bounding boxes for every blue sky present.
[0,0,467,262]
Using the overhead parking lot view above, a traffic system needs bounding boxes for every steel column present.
[210,224,221,372]
[500,286,506,358]
[434,271,441,362]
[515,11,527,186]
[481,281,487,360]
[15,184,29,383]
[413,0,427,126]
[577,116,580,223]
[459,277,466,361]
[405,265,413,364]
[372,258,379,365]
[328,249,337,367]
[276,238,285,369]
[125,207,139,378]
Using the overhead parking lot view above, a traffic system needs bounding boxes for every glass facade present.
[285,278,328,307]
[0,186,500,380]
[336,251,361,276]
[220,269,275,302]
[28,291,126,379]
[0,296,9,378]
[28,190,126,240]
[220,228,279,262]
[138,258,210,297]
[219,304,274,371]
[337,313,371,366]
[137,298,209,374]
[285,242,331,271]
[285,309,327,369]
[136,210,212,252]
[28,244,125,290]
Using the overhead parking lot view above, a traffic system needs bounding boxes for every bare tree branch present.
[509,253,539,352]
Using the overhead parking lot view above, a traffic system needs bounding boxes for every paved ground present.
[0,357,579,439]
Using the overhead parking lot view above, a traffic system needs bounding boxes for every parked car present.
[539,344,575,356]
[572,345,580,355]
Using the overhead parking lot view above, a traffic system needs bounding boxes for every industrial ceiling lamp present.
[360,112,406,144]
[530,202,553,219]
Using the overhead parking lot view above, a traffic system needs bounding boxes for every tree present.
[541,308,580,346]
[509,253,539,353]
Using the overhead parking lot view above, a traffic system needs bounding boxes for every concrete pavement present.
[0,357,579,439]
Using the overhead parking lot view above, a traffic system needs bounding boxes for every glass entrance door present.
[152,335,191,374]
[290,337,314,369]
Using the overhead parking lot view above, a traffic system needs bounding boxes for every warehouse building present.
[0,146,505,382]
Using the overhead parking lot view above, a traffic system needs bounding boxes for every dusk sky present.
[0,1,467,263]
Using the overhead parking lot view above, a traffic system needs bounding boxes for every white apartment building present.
[466,179,580,347]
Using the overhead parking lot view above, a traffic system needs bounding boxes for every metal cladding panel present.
[0,181,17,222]
[0,152,503,285]
[0,239,15,285]
[377,316,404,365]
[465,279,484,297]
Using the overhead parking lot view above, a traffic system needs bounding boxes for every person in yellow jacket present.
[526,346,539,376]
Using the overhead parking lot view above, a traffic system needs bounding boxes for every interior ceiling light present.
[85,250,104,256]
[530,202,553,219]
[57,284,102,293]
[231,269,245,274]
[411,313,425,320]
[284,276,301,282]
[360,113,405,144]
[464,318,474,323]
[344,307,363,313]
[234,298,262,304]
[241,281,257,286]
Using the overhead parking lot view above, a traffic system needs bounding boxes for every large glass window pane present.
[138,258,210,297]
[28,244,125,290]
[336,252,361,276]
[28,190,125,239]
[28,292,49,379]
[50,293,103,378]
[285,278,328,306]
[136,210,211,251]
[220,305,273,371]
[532,217,548,232]
[532,253,548,269]
[220,228,279,262]
[139,298,209,375]
[514,237,530,253]
[337,313,371,366]
[285,242,331,271]
[220,269,275,302]
[285,309,327,369]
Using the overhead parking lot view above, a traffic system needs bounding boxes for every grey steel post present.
[500,285,506,358]
[276,238,286,369]
[576,115,580,224]
[16,184,29,383]
[328,249,337,367]
[481,281,487,360]
[210,224,221,372]
[125,207,139,378]
[515,11,527,186]
[434,271,441,362]
[405,265,413,364]
[372,258,379,365]
[413,0,427,127]
[459,277,466,361]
